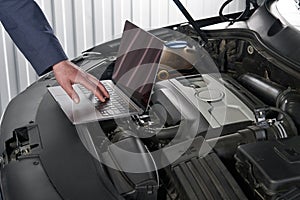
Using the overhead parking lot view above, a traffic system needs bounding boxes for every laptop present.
[48,21,165,124]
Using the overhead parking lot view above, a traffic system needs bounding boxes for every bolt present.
[247,45,254,55]
[33,161,39,165]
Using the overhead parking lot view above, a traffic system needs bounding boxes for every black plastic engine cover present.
[165,136,247,200]
[235,136,300,199]
[103,136,158,200]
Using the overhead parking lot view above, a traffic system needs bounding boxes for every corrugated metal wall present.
[0,0,243,117]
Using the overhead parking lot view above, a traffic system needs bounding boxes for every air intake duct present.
[239,73,300,132]
[238,73,285,106]
[277,90,300,133]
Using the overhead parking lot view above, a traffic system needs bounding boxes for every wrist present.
[52,60,68,71]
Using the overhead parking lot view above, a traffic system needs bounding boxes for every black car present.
[0,0,300,199]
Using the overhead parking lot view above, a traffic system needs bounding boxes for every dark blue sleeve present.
[0,0,68,75]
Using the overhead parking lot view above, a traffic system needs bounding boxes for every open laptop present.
[48,21,165,124]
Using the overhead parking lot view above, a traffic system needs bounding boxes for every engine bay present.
[1,1,300,200]
[72,21,300,200]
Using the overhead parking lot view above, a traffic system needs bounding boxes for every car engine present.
[81,22,300,200]
[1,0,300,200]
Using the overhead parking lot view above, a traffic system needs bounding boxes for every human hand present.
[52,60,110,104]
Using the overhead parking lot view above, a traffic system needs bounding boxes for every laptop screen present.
[112,21,164,111]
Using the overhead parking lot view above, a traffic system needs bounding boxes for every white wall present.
[0,0,243,116]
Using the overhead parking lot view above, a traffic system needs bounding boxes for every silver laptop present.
[48,21,164,124]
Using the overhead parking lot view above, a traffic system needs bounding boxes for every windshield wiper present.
[172,0,208,45]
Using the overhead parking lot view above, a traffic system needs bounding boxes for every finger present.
[97,82,110,99]
[86,74,110,98]
[77,76,106,102]
[61,81,80,104]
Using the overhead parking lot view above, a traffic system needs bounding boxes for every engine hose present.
[154,124,181,140]
[268,107,298,136]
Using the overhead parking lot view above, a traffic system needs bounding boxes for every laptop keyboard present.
[78,83,136,117]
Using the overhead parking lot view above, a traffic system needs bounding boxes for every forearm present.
[0,0,67,75]
[0,0,109,103]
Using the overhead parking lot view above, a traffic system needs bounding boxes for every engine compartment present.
[1,1,300,200]
[77,24,300,199]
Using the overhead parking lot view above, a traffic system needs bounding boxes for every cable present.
[146,146,160,187]
[153,125,181,139]
[219,0,234,22]
[219,0,252,24]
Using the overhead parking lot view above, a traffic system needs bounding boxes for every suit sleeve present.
[0,0,68,75]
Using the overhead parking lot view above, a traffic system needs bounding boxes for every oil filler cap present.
[196,88,224,102]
